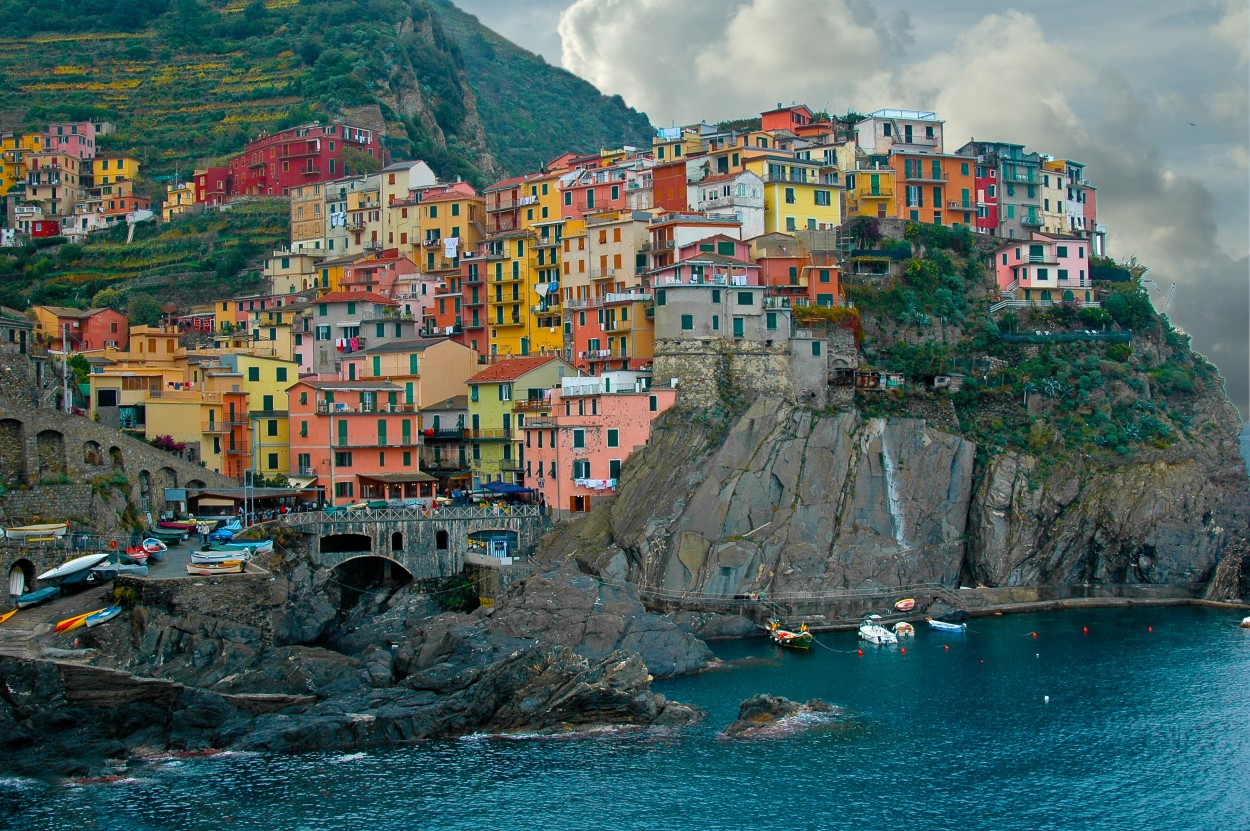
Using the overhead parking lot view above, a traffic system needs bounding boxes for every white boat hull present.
[859,625,898,645]
[37,552,110,581]
[4,523,68,540]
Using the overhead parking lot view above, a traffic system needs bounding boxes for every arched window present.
[391,531,403,552]
[435,529,449,550]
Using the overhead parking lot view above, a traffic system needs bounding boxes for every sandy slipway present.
[0,562,717,778]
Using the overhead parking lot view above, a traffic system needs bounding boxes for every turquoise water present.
[3,606,1248,830]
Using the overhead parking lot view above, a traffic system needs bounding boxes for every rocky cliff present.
[541,385,1249,604]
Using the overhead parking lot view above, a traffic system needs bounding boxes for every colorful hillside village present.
[9,104,1110,516]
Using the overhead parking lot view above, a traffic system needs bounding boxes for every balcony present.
[589,268,616,281]
[499,458,524,474]
[202,420,228,434]
[423,428,467,441]
[419,452,466,471]
[946,201,973,211]
[1021,213,1044,227]
[513,398,551,412]
[464,428,512,441]
[423,238,442,248]
[493,315,524,328]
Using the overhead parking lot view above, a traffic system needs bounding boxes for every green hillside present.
[0,0,654,187]
[0,199,288,311]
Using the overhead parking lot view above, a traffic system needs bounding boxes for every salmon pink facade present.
[287,379,432,505]
[993,233,1094,306]
[521,373,676,516]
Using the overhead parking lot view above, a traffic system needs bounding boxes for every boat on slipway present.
[37,552,111,583]
[186,560,245,576]
[858,615,898,645]
[3,522,68,541]
[84,606,122,628]
[191,547,254,565]
[766,619,813,649]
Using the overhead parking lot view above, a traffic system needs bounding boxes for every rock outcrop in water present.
[721,694,842,738]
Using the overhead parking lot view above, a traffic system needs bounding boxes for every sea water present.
[3,606,1248,830]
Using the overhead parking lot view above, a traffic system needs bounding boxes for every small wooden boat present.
[158,519,198,530]
[144,527,186,544]
[1241,616,1250,629]
[16,586,60,608]
[767,618,813,649]
[894,598,916,612]
[927,617,967,633]
[84,606,122,628]
[140,538,168,561]
[37,552,111,582]
[3,522,68,540]
[124,546,150,564]
[186,560,244,576]
[209,538,273,555]
[54,607,105,634]
[859,615,898,645]
[893,621,915,637]
[0,609,17,625]
[191,548,253,565]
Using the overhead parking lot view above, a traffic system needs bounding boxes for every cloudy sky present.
[457,0,1249,418]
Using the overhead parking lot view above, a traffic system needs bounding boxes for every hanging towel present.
[444,236,459,259]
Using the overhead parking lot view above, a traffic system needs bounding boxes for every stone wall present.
[123,571,281,643]
[1,484,99,527]
[653,338,797,411]
[0,399,233,528]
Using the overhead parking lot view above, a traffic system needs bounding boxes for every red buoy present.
[1083,626,1089,635]
[857,649,864,656]
[944,645,950,651]
[900,647,906,655]
[1148,626,1153,633]
[1031,631,1038,638]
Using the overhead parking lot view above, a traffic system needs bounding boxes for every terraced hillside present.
[0,0,653,186]
[0,199,288,310]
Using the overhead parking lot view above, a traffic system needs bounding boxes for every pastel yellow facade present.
[0,133,43,196]
[844,166,898,220]
[746,156,843,233]
[163,181,195,222]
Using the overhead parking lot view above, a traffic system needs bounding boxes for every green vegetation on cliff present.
[843,220,1227,468]
[0,0,652,187]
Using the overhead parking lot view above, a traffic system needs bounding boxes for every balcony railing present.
[947,201,973,211]
[513,398,551,412]
[464,428,512,440]
[499,458,524,473]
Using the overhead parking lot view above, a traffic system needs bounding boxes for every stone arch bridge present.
[279,504,549,581]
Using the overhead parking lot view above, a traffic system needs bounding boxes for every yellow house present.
[466,356,575,486]
[417,182,485,277]
[213,353,297,480]
[263,250,323,295]
[745,154,842,233]
[290,183,326,252]
[0,132,42,197]
[844,164,898,220]
[144,389,229,473]
[162,179,195,222]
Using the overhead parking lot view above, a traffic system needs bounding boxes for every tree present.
[91,287,125,311]
[340,147,382,176]
[127,293,162,327]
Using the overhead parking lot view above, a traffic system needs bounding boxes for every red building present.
[973,162,998,234]
[759,104,835,138]
[227,123,386,198]
[195,167,230,207]
[651,160,688,213]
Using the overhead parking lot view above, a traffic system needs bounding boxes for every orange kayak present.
[54,608,104,633]
[0,609,15,625]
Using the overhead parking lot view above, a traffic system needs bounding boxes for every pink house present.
[287,378,433,505]
[993,233,1095,306]
[521,372,676,515]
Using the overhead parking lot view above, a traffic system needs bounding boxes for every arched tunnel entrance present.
[328,555,414,616]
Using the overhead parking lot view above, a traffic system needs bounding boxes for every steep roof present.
[468,356,561,384]
[363,337,449,354]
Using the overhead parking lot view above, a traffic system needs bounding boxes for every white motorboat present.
[928,617,968,633]
[859,615,898,645]
[37,552,110,582]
